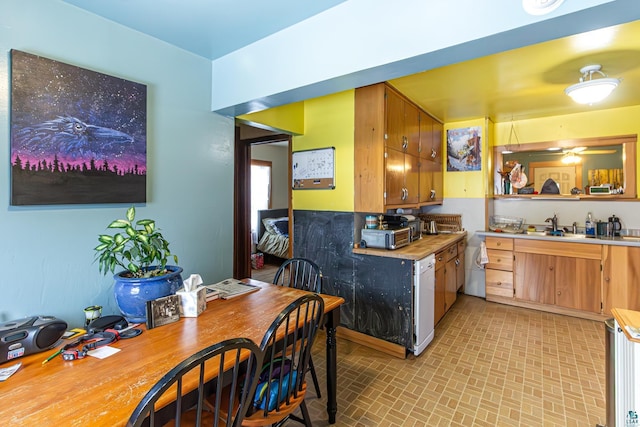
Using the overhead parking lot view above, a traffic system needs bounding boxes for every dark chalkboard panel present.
[353,256,412,347]
[293,210,413,348]
[293,210,356,329]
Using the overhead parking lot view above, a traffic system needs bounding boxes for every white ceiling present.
[61,1,640,123]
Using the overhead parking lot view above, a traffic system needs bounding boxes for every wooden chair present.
[241,293,324,427]
[273,257,322,293]
[272,257,323,398]
[127,337,263,427]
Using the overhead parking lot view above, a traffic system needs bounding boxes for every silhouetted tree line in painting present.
[11,154,146,206]
[12,154,145,177]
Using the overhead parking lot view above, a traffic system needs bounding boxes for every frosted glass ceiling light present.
[522,0,564,15]
[565,65,620,105]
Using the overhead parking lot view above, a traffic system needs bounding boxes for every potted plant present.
[95,206,183,323]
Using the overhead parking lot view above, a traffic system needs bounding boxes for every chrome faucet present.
[545,214,559,232]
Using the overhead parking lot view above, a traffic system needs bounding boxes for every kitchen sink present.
[526,230,587,239]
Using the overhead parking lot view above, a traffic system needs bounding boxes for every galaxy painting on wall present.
[10,50,146,205]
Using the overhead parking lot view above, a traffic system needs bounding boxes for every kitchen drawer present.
[444,243,457,262]
[485,237,513,251]
[435,250,446,270]
[486,269,514,297]
[486,249,513,271]
[457,239,466,255]
[435,242,459,269]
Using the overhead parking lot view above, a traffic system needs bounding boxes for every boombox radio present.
[0,316,67,364]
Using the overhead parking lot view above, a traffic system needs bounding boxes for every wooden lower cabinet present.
[434,262,445,325]
[486,237,608,319]
[602,245,640,315]
[514,253,554,304]
[514,252,600,313]
[485,237,514,299]
[486,269,514,298]
[435,242,459,325]
[456,239,466,292]
[555,256,601,312]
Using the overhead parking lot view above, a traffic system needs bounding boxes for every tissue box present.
[176,286,207,317]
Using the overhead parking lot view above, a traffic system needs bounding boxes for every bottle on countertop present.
[585,212,595,237]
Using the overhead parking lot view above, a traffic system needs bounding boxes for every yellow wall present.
[494,105,640,191]
[292,90,355,212]
[443,118,489,198]
[237,101,305,135]
[238,95,640,210]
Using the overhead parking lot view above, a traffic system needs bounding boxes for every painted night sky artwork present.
[10,50,147,205]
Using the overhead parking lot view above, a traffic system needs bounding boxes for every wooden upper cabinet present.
[385,148,406,205]
[419,159,434,203]
[404,154,420,204]
[385,88,419,157]
[404,102,420,157]
[354,82,442,212]
[385,88,405,152]
[432,120,443,164]
[419,112,442,163]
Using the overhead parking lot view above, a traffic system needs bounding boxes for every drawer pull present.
[496,242,501,246]
[497,281,502,286]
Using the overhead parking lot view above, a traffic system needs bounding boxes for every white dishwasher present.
[413,254,435,355]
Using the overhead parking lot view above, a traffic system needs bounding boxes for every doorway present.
[233,122,292,280]
[529,160,582,194]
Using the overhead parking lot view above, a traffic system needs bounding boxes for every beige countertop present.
[611,308,640,344]
[353,231,467,260]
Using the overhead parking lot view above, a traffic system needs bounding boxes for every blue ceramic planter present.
[113,266,183,323]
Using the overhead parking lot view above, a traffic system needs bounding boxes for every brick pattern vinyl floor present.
[289,294,607,426]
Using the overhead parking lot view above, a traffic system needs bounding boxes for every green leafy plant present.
[95,206,179,278]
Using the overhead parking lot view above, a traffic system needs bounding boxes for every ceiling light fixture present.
[561,152,580,165]
[565,65,620,105]
[522,0,564,15]
[502,119,521,154]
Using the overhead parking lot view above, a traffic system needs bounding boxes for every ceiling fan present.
[542,147,617,156]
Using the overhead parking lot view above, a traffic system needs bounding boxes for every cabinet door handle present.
[605,277,610,282]
[431,148,437,158]
[557,291,561,296]
[549,266,554,271]
[455,259,460,266]
[402,136,408,150]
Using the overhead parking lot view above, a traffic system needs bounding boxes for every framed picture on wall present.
[9,50,147,205]
[446,126,482,172]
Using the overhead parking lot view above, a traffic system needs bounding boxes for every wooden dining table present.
[0,279,345,426]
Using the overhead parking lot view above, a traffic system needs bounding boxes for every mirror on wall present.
[493,135,637,198]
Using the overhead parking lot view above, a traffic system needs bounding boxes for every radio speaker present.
[0,316,67,364]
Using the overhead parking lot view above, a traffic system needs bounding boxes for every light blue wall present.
[0,0,234,326]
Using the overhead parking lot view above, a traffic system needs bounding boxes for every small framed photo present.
[145,295,181,329]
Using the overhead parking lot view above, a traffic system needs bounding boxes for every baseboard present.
[486,295,608,322]
[336,327,406,359]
